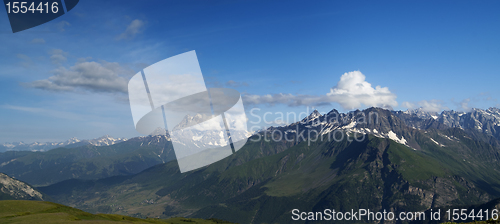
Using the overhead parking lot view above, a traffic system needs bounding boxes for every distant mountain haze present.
[0,135,128,152]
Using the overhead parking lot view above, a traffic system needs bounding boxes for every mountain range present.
[20,107,499,223]
[395,107,500,140]
[0,135,175,186]
[3,107,498,153]
[0,135,128,152]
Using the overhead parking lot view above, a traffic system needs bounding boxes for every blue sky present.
[1,0,500,143]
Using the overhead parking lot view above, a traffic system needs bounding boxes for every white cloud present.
[117,19,145,40]
[402,99,448,112]
[243,71,398,110]
[24,61,132,93]
[326,71,398,109]
[401,101,415,109]
[243,93,324,107]
[50,49,67,64]
[460,98,471,111]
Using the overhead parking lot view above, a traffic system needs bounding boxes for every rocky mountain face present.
[412,197,500,224]
[394,107,500,141]
[38,107,500,223]
[85,135,129,147]
[0,173,44,200]
[2,107,498,153]
[275,107,500,147]
[0,135,128,152]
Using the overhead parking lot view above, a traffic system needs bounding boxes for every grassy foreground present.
[0,200,234,224]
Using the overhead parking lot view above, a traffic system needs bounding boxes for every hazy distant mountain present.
[0,173,44,200]
[0,137,83,152]
[0,135,175,186]
[0,135,128,152]
[394,107,500,141]
[39,107,500,223]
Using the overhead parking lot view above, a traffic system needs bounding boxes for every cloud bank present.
[243,71,398,110]
[25,61,130,93]
[50,49,67,64]
[401,100,448,113]
[26,68,400,111]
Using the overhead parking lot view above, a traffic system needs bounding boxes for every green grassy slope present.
[189,135,456,223]
[0,200,234,224]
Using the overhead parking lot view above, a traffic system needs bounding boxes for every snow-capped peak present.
[87,135,127,146]
[301,110,321,123]
[1,135,128,152]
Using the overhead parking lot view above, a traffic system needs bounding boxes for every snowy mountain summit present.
[0,135,127,152]
[265,107,500,151]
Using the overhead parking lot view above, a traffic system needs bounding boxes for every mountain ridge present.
[2,106,499,152]
[0,135,176,186]
[0,135,128,152]
[37,107,500,223]
[2,106,499,188]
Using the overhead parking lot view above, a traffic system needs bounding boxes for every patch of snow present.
[0,158,16,167]
[387,131,398,141]
[341,121,357,129]
[430,138,445,147]
[2,143,15,149]
[441,135,456,141]
[320,125,337,135]
[400,136,407,145]
[387,131,407,145]
[312,121,327,127]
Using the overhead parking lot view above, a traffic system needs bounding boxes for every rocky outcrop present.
[0,173,44,200]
